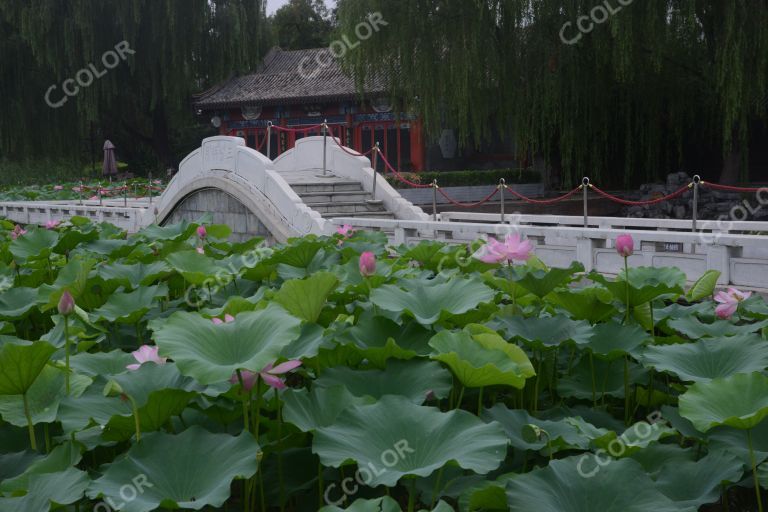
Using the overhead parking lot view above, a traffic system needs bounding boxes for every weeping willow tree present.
[338,0,768,186]
[0,0,268,168]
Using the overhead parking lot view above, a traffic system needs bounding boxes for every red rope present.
[438,186,499,208]
[701,182,765,193]
[589,184,691,206]
[270,123,324,133]
[505,185,583,205]
[327,127,376,157]
[377,149,433,188]
[255,134,268,152]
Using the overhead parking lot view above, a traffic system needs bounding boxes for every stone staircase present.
[286,174,395,220]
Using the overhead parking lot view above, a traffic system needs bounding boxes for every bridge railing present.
[328,216,768,291]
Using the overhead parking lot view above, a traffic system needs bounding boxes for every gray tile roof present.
[194,47,389,109]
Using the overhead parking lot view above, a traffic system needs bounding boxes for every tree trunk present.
[719,138,742,185]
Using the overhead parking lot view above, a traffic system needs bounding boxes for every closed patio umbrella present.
[102,140,118,176]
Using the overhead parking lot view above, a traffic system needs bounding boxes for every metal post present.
[78,181,83,205]
[266,122,273,159]
[432,179,438,221]
[148,172,153,205]
[692,175,701,232]
[371,142,380,201]
[582,177,590,228]
[98,181,103,206]
[123,181,128,207]
[499,178,506,224]
[322,120,328,176]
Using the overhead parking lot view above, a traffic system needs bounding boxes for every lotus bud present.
[616,234,635,257]
[58,290,75,316]
[197,225,207,239]
[359,251,376,277]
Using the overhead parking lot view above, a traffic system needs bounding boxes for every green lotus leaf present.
[9,228,59,262]
[505,456,694,512]
[315,360,453,404]
[686,270,722,302]
[0,366,90,426]
[490,314,593,349]
[97,261,172,288]
[152,304,301,384]
[52,226,99,254]
[68,350,135,377]
[0,442,81,493]
[92,284,168,323]
[707,420,768,467]
[332,312,433,365]
[277,247,340,280]
[270,238,324,268]
[641,333,768,382]
[36,257,96,311]
[0,288,38,320]
[591,421,676,457]
[275,271,339,323]
[283,385,372,432]
[548,286,617,322]
[87,426,259,512]
[165,250,228,284]
[482,404,592,453]
[281,322,333,360]
[58,381,132,433]
[680,372,768,432]
[586,320,651,360]
[653,450,743,508]
[628,443,696,476]
[313,396,508,487]
[0,466,89,512]
[371,277,495,325]
[667,315,768,338]
[0,340,56,396]
[557,356,647,400]
[589,266,686,307]
[137,221,195,242]
[428,325,535,388]
[0,451,41,482]
[100,363,201,440]
[506,261,585,298]
[319,496,402,512]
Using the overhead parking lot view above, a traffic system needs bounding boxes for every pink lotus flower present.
[197,225,207,239]
[10,225,26,240]
[714,287,752,320]
[89,195,99,201]
[58,290,75,316]
[45,220,60,230]
[337,224,354,237]
[616,234,635,257]
[359,251,376,276]
[230,360,302,391]
[473,233,534,264]
[196,247,205,255]
[212,314,235,325]
[126,345,168,371]
[53,185,64,191]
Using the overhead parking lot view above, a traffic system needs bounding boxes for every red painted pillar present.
[410,118,425,172]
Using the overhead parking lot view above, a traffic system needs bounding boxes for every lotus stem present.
[431,467,445,509]
[236,370,250,433]
[128,395,141,443]
[407,478,417,512]
[589,353,596,407]
[23,392,36,451]
[455,386,465,410]
[277,388,285,512]
[623,256,630,324]
[64,315,71,396]
[477,387,484,415]
[747,429,764,512]
[624,356,630,425]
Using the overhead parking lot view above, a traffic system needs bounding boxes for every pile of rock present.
[622,172,768,221]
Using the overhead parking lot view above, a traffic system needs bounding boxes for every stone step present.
[321,210,395,219]
[307,201,387,214]
[290,182,363,194]
[298,190,371,203]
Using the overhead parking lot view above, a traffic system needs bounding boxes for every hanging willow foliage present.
[0,0,268,166]
[337,0,768,186]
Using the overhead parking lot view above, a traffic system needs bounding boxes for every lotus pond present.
[1,217,768,512]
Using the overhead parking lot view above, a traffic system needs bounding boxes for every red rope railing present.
[438,186,499,208]
[505,185,583,205]
[701,182,765,193]
[589,183,692,206]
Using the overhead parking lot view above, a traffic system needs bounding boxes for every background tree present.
[0,0,268,172]
[270,0,334,50]
[338,0,768,186]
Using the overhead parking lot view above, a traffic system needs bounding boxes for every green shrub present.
[384,168,541,188]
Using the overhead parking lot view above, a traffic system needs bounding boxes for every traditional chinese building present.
[194,47,426,171]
